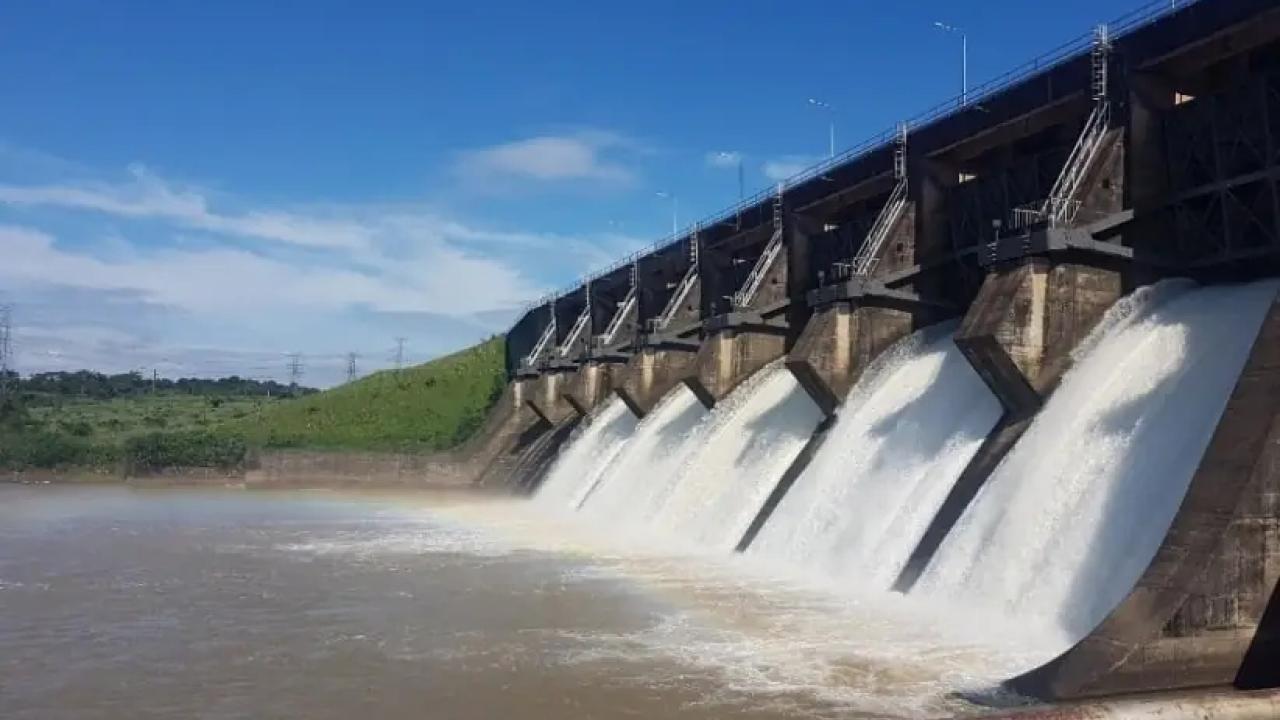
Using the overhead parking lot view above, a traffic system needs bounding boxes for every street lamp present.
[807,98,835,158]
[934,22,968,106]
[716,151,745,201]
[655,191,678,237]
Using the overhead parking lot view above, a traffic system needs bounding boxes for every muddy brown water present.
[0,485,1050,719]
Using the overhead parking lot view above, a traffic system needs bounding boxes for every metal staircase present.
[522,305,557,370]
[732,184,785,308]
[651,229,700,332]
[597,286,636,346]
[557,296,592,357]
[849,124,910,277]
[1032,25,1113,228]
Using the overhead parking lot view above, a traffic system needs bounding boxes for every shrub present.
[0,431,120,470]
[123,431,248,473]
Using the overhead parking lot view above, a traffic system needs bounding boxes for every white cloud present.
[0,164,373,250]
[0,155,650,383]
[457,131,636,184]
[705,151,742,169]
[0,224,535,317]
[762,155,818,182]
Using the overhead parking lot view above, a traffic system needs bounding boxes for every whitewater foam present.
[578,385,708,526]
[652,367,824,551]
[535,397,638,510]
[916,279,1278,657]
[747,321,1001,590]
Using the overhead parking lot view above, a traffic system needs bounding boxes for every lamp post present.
[934,22,968,106]
[807,98,835,158]
[655,191,678,237]
[716,151,744,201]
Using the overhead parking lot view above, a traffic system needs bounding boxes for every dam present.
[467,0,1280,709]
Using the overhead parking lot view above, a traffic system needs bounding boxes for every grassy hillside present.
[0,337,508,471]
[239,336,507,452]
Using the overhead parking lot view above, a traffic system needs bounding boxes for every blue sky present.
[0,0,1146,386]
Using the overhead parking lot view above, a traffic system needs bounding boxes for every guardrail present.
[512,0,1196,317]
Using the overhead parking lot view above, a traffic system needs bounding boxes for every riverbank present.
[4,449,486,490]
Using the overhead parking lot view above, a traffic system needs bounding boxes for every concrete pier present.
[954,259,1123,417]
[685,210,813,408]
[561,361,615,417]
[613,238,703,416]
[786,302,913,416]
[525,368,576,425]
[615,343,698,417]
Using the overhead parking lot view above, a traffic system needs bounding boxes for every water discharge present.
[577,384,708,526]
[579,368,822,552]
[652,368,824,551]
[536,396,638,510]
[916,279,1279,659]
[747,322,1001,590]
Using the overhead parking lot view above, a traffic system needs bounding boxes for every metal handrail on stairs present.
[732,184,785,308]
[596,287,636,346]
[1022,25,1112,229]
[522,316,557,369]
[850,179,909,277]
[557,307,591,357]
[652,265,698,332]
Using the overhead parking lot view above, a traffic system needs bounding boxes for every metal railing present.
[1048,103,1111,226]
[850,179,909,276]
[595,287,636,346]
[521,317,557,370]
[557,307,591,357]
[732,228,784,308]
[512,0,1196,317]
[652,265,699,332]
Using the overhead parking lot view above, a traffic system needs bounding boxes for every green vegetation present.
[240,337,506,452]
[0,337,507,472]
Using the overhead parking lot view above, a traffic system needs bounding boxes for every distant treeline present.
[1,370,316,400]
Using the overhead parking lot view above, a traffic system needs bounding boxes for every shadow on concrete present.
[1237,574,1280,689]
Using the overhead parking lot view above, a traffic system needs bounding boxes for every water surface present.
[0,485,1041,719]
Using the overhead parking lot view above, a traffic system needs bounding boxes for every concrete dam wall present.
[456,0,1280,705]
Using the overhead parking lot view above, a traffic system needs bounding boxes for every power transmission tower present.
[393,337,407,371]
[346,352,359,383]
[286,353,304,394]
[0,304,12,401]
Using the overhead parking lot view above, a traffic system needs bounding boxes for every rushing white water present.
[747,322,1002,590]
[578,385,708,526]
[652,368,824,551]
[535,397,638,510]
[916,279,1278,656]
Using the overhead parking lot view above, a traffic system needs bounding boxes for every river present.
[0,485,1047,719]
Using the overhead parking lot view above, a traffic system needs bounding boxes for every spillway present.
[535,397,638,510]
[578,366,822,552]
[577,385,708,527]
[746,322,1002,589]
[915,279,1279,657]
[651,367,824,551]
